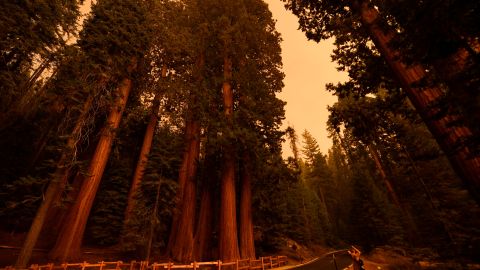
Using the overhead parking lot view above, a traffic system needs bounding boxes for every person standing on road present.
[348,246,365,270]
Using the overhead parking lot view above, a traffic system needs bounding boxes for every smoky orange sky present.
[264,0,348,158]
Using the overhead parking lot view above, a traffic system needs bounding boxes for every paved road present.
[293,253,352,270]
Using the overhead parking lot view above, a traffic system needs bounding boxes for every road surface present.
[293,252,352,270]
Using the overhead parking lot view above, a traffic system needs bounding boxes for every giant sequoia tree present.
[46,0,151,261]
[282,0,480,204]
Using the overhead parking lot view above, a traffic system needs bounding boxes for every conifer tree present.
[282,0,480,204]
[163,0,209,261]
[48,0,150,261]
[125,65,166,225]
[0,0,80,125]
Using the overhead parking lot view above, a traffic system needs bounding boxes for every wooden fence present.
[2,256,287,270]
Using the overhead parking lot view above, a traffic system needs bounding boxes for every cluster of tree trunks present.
[49,75,134,261]
[15,94,95,268]
[10,0,265,267]
[218,49,241,261]
[167,47,256,262]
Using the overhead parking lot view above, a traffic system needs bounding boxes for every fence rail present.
[2,256,287,270]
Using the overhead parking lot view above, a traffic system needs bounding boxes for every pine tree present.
[301,130,321,166]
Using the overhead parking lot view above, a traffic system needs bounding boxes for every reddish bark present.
[168,55,204,262]
[367,143,419,242]
[124,65,166,223]
[41,171,85,246]
[367,144,402,208]
[239,153,255,259]
[193,173,214,261]
[15,94,94,268]
[169,120,200,262]
[49,77,133,261]
[124,95,160,221]
[354,0,480,203]
[219,54,240,262]
[193,52,213,261]
[167,119,195,253]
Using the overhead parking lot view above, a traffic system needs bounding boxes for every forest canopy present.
[0,0,479,268]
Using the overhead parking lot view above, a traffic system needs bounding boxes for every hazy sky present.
[264,0,348,158]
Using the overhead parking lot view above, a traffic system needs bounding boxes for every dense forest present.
[0,0,479,269]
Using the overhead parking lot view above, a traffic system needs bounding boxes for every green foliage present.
[1,0,478,264]
[79,0,151,78]
[252,151,295,253]
[0,0,80,115]
[0,175,48,231]
[121,126,183,256]
[284,0,480,158]
[325,86,480,257]
[279,0,480,256]
[87,162,131,245]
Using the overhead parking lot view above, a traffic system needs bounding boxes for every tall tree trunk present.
[146,175,163,263]
[166,119,194,254]
[124,65,166,223]
[17,56,53,110]
[193,168,214,261]
[168,54,204,262]
[15,94,94,268]
[169,120,200,262]
[49,77,133,261]
[367,144,402,208]
[239,152,255,259]
[336,131,354,166]
[124,95,160,221]
[400,144,456,244]
[0,56,53,130]
[219,52,240,261]
[353,0,480,204]
[301,194,311,243]
[40,170,85,248]
[315,183,332,231]
[367,143,419,242]
[194,131,216,261]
